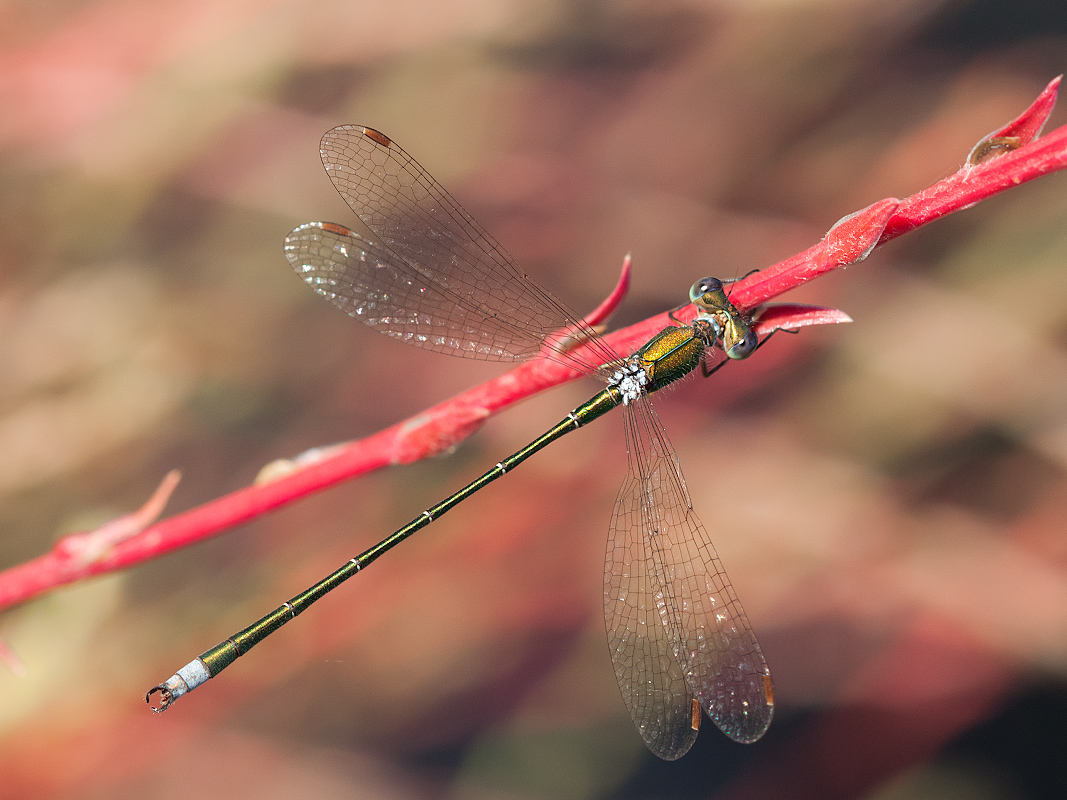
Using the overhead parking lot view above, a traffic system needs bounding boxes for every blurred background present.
[1,0,1066,797]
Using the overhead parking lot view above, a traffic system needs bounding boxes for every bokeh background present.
[1,1,1066,797]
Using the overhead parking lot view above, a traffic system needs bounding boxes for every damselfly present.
[148,126,774,760]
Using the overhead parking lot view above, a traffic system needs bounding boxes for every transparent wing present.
[286,221,550,360]
[605,400,697,760]
[313,125,618,374]
[604,398,773,757]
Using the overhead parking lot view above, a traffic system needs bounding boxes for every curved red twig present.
[1,77,1065,613]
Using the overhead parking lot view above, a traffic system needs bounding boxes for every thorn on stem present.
[54,470,182,566]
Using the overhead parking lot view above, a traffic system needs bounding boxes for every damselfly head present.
[724,324,758,360]
[689,277,724,303]
[690,277,758,360]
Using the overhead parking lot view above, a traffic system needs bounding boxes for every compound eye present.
[689,276,722,302]
[727,329,759,360]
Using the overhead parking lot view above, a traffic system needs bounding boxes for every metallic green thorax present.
[149,279,758,709]
[632,322,716,394]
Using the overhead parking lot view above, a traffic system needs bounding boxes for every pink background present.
[0,2,1065,798]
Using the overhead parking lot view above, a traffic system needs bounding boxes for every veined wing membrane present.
[605,399,699,761]
[285,222,549,361]
[317,126,617,375]
[605,398,773,756]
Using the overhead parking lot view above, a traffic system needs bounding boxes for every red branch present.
[1,77,1065,612]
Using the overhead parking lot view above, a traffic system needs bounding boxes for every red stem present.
[1,78,1065,612]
